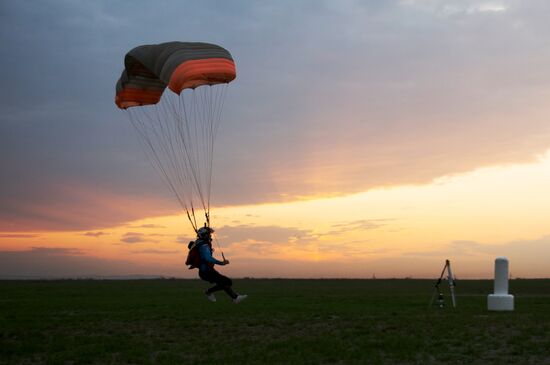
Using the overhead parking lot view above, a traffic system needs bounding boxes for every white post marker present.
[487,257,514,311]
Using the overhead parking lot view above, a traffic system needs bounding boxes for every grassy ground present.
[1,279,549,364]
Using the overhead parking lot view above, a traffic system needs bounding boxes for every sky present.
[1,0,550,278]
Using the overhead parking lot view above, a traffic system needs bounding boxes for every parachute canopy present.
[115,42,236,233]
[115,42,236,109]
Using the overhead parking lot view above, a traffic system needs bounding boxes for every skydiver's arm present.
[199,244,225,265]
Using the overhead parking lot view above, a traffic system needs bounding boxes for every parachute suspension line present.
[186,210,197,233]
[125,84,228,236]
[161,95,187,194]
[180,89,208,214]
[202,86,212,216]
[206,85,216,213]
[212,231,225,261]
[196,88,210,213]
[201,87,211,211]
[190,204,198,231]
[159,94,198,232]
[179,91,205,231]
[150,100,189,212]
[154,102,185,205]
[207,84,228,214]
[115,42,236,237]
[168,93,193,213]
[127,108,188,213]
[128,98,196,232]
[164,92,197,226]
[151,89,197,228]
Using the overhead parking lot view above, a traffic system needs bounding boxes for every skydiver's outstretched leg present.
[199,269,246,303]
[206,283,238,299]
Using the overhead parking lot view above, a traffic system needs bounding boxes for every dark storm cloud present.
[2,0,550,231]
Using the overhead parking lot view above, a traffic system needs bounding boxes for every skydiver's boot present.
[204,289,216,302]
[233,294,248,304]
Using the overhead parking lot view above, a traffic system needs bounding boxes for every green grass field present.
[1,279,549,364]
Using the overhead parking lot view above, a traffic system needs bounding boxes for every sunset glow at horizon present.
[3,150,550,279]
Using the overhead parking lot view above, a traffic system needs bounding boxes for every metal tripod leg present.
[446,259,456,308]
[429,259,457,309]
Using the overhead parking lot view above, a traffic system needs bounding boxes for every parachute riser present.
[211,230,225,261]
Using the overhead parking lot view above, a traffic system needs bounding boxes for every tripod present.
[429,259,456,308]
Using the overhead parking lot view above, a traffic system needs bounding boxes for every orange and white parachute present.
[115,42,236,232]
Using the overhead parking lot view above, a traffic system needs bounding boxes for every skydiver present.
[195,226,247,304]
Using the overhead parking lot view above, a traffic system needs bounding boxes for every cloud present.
[0,247,183,279]
[467,2,508,14]
[120,232,159,244]
[322,219,387,236]
[176,235,193,245]
[203,256,465,279]
[210,224,321,257]
[0,181,173,231]
[315,240,391,259]
[83,231,106,237]
[0,233,38,238]
[217,222,389,260]
[0,246,429,279]
[452,236,550,257]
[2,0,550,232]
[401,236,550,277]
[131,224,166,229]
[120,233,145,244]
[404,236,550,258]
[31,247,85,255]
[399,0,509,17]
[130,249,179,255]
[217,224,313,246]
[402,240,485,258]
